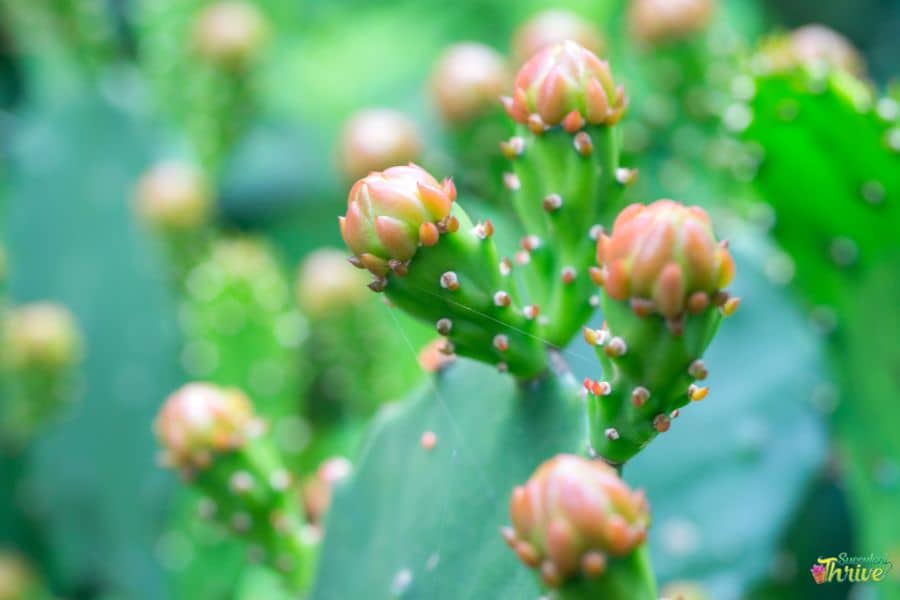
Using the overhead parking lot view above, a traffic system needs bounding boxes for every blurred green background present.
[0,0,897,599]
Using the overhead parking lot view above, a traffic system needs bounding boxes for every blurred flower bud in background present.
[3,303,81,371]
[192,0,269,69]
[628,0,715,45]
[295,249,369,318]
[759,24,864,77]
[337,109,423,181]
[431,43,510,124]
[512,10,605,64]
[134,161,213,231]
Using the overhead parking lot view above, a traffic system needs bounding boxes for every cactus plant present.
[155,382,316,591]
[739,25,900,593]
[0,302,82,448]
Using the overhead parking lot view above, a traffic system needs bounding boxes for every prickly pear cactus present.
[739,27,900,594]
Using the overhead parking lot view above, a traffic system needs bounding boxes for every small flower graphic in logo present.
[811,563,827,584]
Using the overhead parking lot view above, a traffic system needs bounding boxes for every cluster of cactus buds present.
[503,455,655,597]
[512,10,605,65]
[337,109,423,181]
[585,200,737,463]
[155,383,315,588]
[627,0,715,46]
[340,163,547,377]
[501,40,631,346]
[192,0,268,70]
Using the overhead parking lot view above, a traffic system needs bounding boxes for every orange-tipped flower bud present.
[155,383,259,471]
[760,24,864,77]
[431,43,510,124]
[628,0,715,45]
[339,164,457,277]
[295,249,369,316]
[505,454,650,587]
[3,303,81,370]
[596,200,734,319]
[504,40,626,129]
[134,162,212,230]
[512,10,605,65]
[192,0,268,68]
[337,109,423,181]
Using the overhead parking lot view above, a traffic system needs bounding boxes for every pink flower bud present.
[192,0,268,68]
[155,383,258,470]
[628,0,715,45]
[431,43,510,124]
[133,162,212,230]
[337,109,423,181]
[295,249,369,316]
[3,303,81,370]
[505,41,626,129]
[339,164,457,277]
[505,454,650,587]
[760,25,864,77]
[512,10,605,65]
[596,200,734,319]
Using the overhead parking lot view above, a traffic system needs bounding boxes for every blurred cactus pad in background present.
[0,0,897,599]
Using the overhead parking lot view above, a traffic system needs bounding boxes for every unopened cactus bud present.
[0,550,45,600]
[3,302,81,371]
[431,43,510,124]
[134,162,212,231]
[154,383,314,589]
[295,249,369,317]
[339,164,547,377]
[627,0,715,45]
[596,200,734,322]
[501,41,630,348]
[504,40,626,128]
[504,455,655,596]
[759,25,864,77]
[586,200,736,464]
[155,383,258,471]
[340,164,457,278]
[337,110,423,181]
[301,456,352,526]
[192,0,268,69]
[512,10,605,65]
[661,580,711,600]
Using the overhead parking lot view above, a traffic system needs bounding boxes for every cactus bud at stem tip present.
[154,383,259,472]
[504,40,626,130]
[596,199,734,322]
[340,164,457,279]
[504,454,650,587]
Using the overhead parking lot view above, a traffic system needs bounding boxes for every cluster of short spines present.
[502,455,654,596]
[155,383,314,588]
[583,200,737,463]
